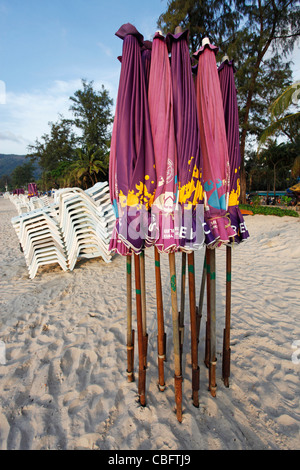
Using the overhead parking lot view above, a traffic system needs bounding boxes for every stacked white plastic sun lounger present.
[58,185,113,270]
[11,205,67,279]
[8,193,52,215]
[11,182,115,279]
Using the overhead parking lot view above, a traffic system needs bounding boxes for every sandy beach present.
[0,196,299,450]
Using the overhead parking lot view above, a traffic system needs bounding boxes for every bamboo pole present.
[209,248,217,397]
[187,252,199,407]
[197,253,207,342]
[154,247,166,391]
[126,255,134,382]
[140,250,148,369]
[222,245,231,387]
[134,253,146,406]
[179,252,186,369]
[204,247,211,369]
[168,251,182,422]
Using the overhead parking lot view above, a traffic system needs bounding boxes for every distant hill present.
[0,154,41,178]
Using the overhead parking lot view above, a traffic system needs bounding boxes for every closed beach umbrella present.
[28,183,38,197]
[109,23,156,255]
[148,31,183,421]
[193,41,236,247]
[218,58,250,244]
[167,28,204,251]
[193,38,236,396]
[108,23,157,406]
[167,27,202,407]
[109,92,131,257]
[218,57,250,387]
[148,31,179,254]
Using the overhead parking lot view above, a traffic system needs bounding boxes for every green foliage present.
[27,116,77,172]
[158,0,300,202]
[66,145,108,189]
[269,82,300,119]
[240,203,299,217]
[251,194,261,207]
[11,161,35,189]
[0,174,11,192]
[158,0,239,52]
[245,138,300,193]
[68,79,113,151]
[259,82,300,147]
[281,195,292,206]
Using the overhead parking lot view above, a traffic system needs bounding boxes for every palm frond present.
[258,112,300,151]
[269,81,300,119]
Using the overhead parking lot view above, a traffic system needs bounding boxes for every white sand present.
[0,197,299,450]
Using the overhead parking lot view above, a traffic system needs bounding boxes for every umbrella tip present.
[202,37,210,46]
[222,55,230,63]
[175,25,183,34]
[155,29,163,36]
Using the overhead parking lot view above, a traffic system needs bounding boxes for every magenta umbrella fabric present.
[218,59,250,243]
[108,24,157,255]
[28,183,38,197]
[109,95,131,256]
[147,31,179,253]
[167,29,213,250]
[194,43,236,247]
[141,40,152,92]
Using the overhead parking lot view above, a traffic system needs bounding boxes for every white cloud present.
[0,75,119,155]
[0,130,29,144]
[0,86,73,154]
[97,42,113,57]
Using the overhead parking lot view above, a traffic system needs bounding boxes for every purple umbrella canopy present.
[218,58,250,243]
[141,40,152,91]
[109,24,157,255]
[147,31,179,253]
[166,29,208,251]
[194,41,236,247]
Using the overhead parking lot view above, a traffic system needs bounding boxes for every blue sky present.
[0,0,299,155]
[0,0,168,154]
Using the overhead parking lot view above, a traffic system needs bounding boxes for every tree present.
[229,0,300,201]
[66,145,108,189]
[0,174,11,192]
[27,116,77,173]
[68,80,113,152]
[11,162,35,189]
[259,82,300,146]
[157,0,300,202]
[158,0,240,51]
[247,139,298,192]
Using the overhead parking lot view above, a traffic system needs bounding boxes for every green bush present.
[240,204,299,217]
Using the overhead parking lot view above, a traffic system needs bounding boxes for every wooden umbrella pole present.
[204,247,211,368]
[187,252,200,407]
[197,253,207,342]
[168,251,183,422]
[140,250,148,369]
[126,255,134,382]
[209,248,217,397]
[222,245,232,387]
[134,253,146,406]
[179,252,186,369]
[154,246,166,391]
